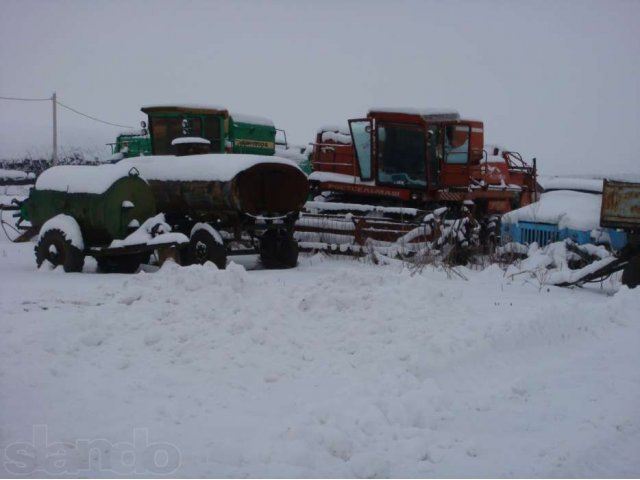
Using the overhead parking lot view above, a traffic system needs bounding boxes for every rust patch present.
[601,180,640,229]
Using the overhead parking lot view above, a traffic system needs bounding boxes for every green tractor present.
[107,131,152,160]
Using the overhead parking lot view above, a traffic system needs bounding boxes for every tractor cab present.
[141,105,277,156]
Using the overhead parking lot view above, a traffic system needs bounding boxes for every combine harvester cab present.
[297,108,538,261]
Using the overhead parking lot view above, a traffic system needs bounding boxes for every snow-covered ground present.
[1,239,639,477]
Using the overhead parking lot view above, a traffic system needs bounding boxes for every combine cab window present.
[444,125,470,164]
[376,124,426,187]
[349,119,372,180]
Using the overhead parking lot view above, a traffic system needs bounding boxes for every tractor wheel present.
[96,253,150,274]
[260,229,299,269]
[621,255,640,289]
[186,229,227,269]
[35,229,84,273]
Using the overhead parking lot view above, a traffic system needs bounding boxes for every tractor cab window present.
[151,116,203,155]
[181,117,202,137]
[376,124,426,187]
[444,125,470,164]
[203,116,221,152]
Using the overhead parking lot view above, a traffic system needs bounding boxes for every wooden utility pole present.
[52,92,58,165]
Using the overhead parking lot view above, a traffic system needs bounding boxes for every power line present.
[0,95,51,102]
[2,94,135,129]
[55,100,134,129]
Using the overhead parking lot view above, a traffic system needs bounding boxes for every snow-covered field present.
[1,239,639,478]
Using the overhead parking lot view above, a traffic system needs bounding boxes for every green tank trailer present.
[18,164,187,273]
[25,166,155,244]
[121,153,309,269]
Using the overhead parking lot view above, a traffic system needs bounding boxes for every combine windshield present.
[376,124,426,187]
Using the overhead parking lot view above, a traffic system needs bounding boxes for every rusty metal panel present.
[600,180,640,229]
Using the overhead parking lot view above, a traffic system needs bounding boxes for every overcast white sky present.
[0,0,638,175]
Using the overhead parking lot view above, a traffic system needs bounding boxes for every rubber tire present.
[186,229,227,269]
[621,255,640,289]
[260,229,299,269]
[96,253,150,274]
[35,229,84,273]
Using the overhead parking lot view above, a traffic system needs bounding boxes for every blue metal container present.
[501,221,627,250]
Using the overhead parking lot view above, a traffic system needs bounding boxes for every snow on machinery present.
[120,153,308,269]
[1,104,309,272]
[3,155,308,272]
[295,108,539,261]
[131,104,309,269]
[500,178,627,250]
[10,164,187,273]
[141,104,280,156]
[496,179,640,288]
[106,131,152,161]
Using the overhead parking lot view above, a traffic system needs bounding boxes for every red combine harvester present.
[296,108,539,260]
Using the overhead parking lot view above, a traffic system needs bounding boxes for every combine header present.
[296,108,538,261]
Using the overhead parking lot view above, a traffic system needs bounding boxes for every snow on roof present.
[121,154,301,183]
[35,164,141,194]
[483,155,507,164]
[316,125,351,135]
[230,113,275,127]
[502,190,603,231]
[368,107,460,121]
[141,104,228,114]
[538,176,603,193]
[485,144,507,155]
[171,137,211,145]
[274,146,307,163]
[321,131,351,145]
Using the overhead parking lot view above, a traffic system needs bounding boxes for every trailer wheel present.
[96,253,150,274]
[621,255,640,289]
[35,229,84,273]
[186,229,227,269]
[260,229,299,269]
